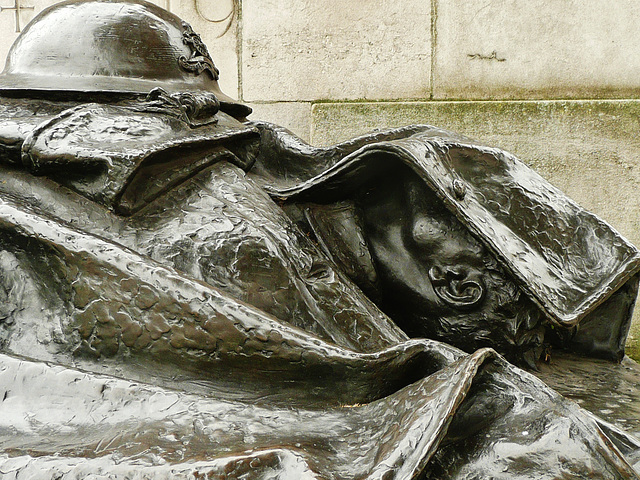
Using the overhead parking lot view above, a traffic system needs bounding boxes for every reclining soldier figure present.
[0,1,639,478]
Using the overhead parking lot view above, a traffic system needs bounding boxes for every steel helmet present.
[0,0,250,117]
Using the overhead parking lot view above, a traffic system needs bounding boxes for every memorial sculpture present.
[0,0,639,478]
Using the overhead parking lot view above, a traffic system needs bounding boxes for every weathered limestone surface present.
[247,102,312,141]
[311,100,640,355]
[241,0,431,102]
[433,0,640,100]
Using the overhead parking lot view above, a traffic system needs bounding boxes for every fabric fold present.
[250,123,640,328]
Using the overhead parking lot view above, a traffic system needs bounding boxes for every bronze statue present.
[0,0,639,478]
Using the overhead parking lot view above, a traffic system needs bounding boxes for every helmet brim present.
[0,73,252,118]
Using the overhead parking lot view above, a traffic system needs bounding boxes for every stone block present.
[241,0,431,102]
[312,100,640,352]
[248,102,312,142]
[433,0,640,99]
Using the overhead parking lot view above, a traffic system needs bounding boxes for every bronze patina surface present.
[0,1,639,478]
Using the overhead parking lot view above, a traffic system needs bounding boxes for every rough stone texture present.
[241,0,431,102]
[247,102,312,141]
[311,100,640,355]
[433,0,640,100]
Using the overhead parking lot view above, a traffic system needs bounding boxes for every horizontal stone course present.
[4,0,640,102]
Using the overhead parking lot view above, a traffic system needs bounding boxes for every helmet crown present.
[0,0,249,117]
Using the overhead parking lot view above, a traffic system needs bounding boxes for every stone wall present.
[2,0,640,356]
